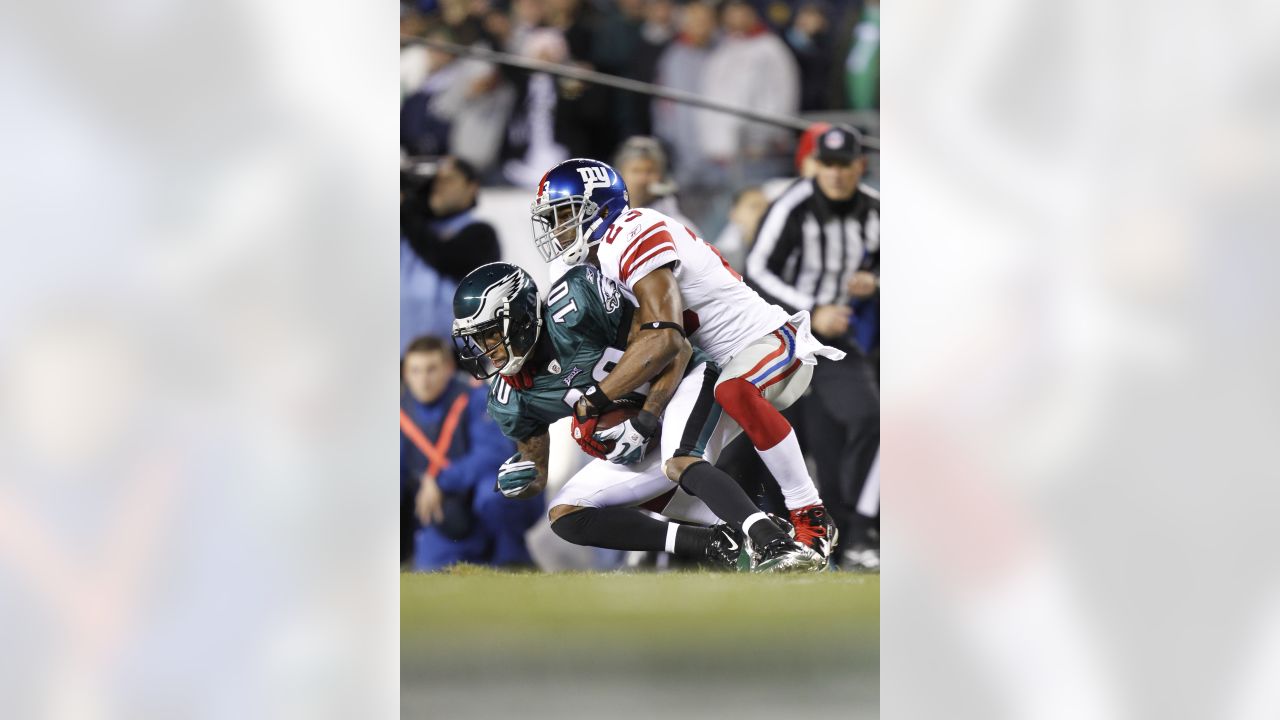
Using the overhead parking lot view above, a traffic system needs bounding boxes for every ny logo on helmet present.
[576,166,611,194]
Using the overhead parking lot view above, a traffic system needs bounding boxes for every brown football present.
[593,405,641,454]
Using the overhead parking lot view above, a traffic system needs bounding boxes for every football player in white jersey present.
[530,158,847,562]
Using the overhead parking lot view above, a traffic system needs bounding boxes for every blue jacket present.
[400,377,514,496]
[849,295,879,354]
[400,239,458,354]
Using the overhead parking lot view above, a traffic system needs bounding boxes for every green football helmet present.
[451,262,543,380]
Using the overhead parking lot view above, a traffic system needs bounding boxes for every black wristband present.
[633,410,661,439]
[581,384,612,414]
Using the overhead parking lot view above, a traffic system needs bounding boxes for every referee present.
[744,125,880,569]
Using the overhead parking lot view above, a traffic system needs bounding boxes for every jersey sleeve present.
[616,220,681,290]
[486,380,547,443]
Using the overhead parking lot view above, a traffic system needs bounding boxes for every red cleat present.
[789,504,839,560]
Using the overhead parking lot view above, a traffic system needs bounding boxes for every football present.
[594,403,641,454]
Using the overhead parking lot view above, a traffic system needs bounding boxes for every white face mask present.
[531,195,600,265]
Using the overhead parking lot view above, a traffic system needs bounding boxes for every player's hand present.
[496,452,540,498]
[847,271,879,299]
[570,414,608,459]
[811,304,853,338]
[571,385,611,459]
[593,411,660,465]
[416,474,444,525]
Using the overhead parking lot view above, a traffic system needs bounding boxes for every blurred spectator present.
[653,1,717,186]
[634,1,679,109]
[546,0,616,161]
[845,0,880,110]
[784,1,836,111]
[593,0,644,99]
[713,186,768,271]
[793,120,832,181]
[698,0,798,180]
[401,26,515,172]
[434,0,486,45]
[401,336,541,570]
[500,0,546,54]
[744,125,879,569]
[502,1,615,188]
[401,156,500,350]
[402,156,500,280]
[400,243,456,354]
[760,120,831,201]
[594,0,674,139]
[502,29,573,186]
[546,0,594,58]
[613,136,699,233]
[401,11,431,101]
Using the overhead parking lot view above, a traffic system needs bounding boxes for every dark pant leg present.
[804,352,880,551]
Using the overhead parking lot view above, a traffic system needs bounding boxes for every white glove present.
[592,411,660,465]
[496,452,539,498]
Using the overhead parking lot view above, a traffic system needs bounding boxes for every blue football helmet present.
[531,158,630,265]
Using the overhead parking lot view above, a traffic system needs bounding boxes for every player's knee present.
[548,504,585,524]
[714,377,760,414]
[663,456,700,483]
[549,506,593,545]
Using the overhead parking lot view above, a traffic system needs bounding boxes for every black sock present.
[672,525,712,559]
[551,507,668,552]
[678,461,786,545]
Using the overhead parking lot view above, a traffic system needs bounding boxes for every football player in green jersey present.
[451,262,820,571]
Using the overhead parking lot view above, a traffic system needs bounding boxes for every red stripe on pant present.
[714,377,793,451]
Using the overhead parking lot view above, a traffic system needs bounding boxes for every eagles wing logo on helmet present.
[451,262,543,380]
[466,271,524,326]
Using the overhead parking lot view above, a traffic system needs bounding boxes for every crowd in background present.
[401,0,878,232]
[400,0,880,571]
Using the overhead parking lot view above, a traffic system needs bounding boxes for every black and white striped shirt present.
[744,178,880,315]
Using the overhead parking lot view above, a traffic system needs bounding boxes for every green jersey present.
[487,264,707,442]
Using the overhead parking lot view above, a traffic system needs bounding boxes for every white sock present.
[757,429,821,510]
[741,511,770,537]
[664,523,679,554]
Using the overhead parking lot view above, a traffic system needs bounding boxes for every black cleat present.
[703,523,749,571]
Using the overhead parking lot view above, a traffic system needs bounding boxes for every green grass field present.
[403,567,879,719]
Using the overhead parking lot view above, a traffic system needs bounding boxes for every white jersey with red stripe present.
[593,206,790,366]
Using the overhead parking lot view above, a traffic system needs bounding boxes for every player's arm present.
[582,337,689,466]
[576,265,684,415]
[497,430,549,499]
[639,328,692,419]
[573,267,689,464]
